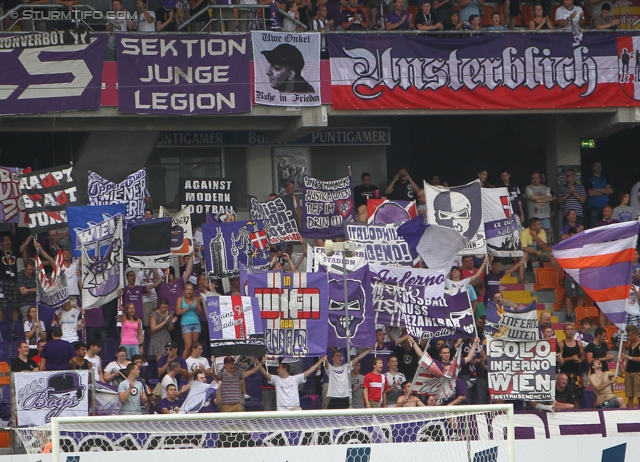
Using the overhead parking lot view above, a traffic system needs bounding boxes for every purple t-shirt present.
[124,286,146,319]
[156,279,185,312]
[439,377,467,405]
[385,9,411,30]
[157,397,183,413]
[326,0,343,23]
[41,339,76,371]
[84,306,105,328]
[157,355,188,383]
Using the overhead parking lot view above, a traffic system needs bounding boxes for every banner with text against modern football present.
[180,178,236,226]
[251,32,321,107]
[0,34,106,115]
[328,33,640,110]
[116,34,250,115]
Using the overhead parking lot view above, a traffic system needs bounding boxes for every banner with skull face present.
[482,187,524,257]
[324,265,375,348]
[82,215,124,310]
[369,264,447,327]
[423,180,486,256]
[15,370,90,426]
[159,206,194,256]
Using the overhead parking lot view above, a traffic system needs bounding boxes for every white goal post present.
[16,404,515,462]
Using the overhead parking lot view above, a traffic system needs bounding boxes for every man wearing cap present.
[262,44,314,94]
[259,356,326,411]
[214,356,262,412]
[157,341,190,384]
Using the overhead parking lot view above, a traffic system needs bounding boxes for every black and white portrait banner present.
[251,31,321,107]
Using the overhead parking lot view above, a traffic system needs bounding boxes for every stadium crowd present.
[6,162,640,416]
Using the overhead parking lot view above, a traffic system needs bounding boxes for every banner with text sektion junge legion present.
[251,32,321,107]
[116,34,251,115]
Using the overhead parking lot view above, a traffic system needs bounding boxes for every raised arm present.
[303,356,326,379]
[258,365,272,382]
[182,252,194,284]
[241,358,263,379]
[350,348,372,367]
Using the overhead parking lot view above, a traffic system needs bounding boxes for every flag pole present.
[614,324,626,378]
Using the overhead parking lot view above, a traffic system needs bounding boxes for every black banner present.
[179,178,236,226]
[18,165,78,234]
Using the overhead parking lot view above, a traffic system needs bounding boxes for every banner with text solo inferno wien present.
[328,33,640,110]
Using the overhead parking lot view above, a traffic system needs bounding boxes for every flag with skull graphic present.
[324,265,375,348]
[81,215,123,310]
[423,180,486,256]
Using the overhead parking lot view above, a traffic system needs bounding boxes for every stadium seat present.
[13,320,25,341]
[553,287,565,311]
[0,322,10,344]
[550,5,559,23]
[520,4,532,26]
[0,342,9,363]
[534,268,559,291]
[103,338,117,363]
[576,306,599,325]
[481,5,494,26]
[605,326,619,349]
[408,5,418,23]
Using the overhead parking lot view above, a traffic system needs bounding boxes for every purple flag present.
[401,289,475,342]
[324,265,375,349]
[397,217,469,272]
[369,264,446,328]
[0,35,107,115]
[248,272,328,357]
[203,220,270,278]
[301,174,354,239]
[204,295,265,357]
[116,34,251,115]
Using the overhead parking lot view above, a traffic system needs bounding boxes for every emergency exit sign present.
[581,139,596,148]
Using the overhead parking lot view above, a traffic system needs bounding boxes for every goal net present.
[15,405,514,462]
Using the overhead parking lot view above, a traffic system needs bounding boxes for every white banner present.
[159,206,194,256]
[482,187,523,257]
[251,32,321,107]
[82,216,124,309]
[308,244,367,273]
[88,168,147,221]
[15,370,90,427]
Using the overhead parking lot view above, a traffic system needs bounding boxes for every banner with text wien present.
[116,34,251,115]
[328,33,640,110]
[0,34,106,115]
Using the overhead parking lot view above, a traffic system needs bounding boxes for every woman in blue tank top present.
[176,283,202,359]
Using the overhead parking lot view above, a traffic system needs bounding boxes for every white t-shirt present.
[555,5,583,30]
[105,360,129,385]
[385,371,406,406]
[326,362,352,398]
[61,261,80,296]
[113,10,132,32]
[186,356,211,382]
[136,270,157,303]
[55,307,80,343]
[161,374,177,399]
[137,10,156,31]
[269,374,305,410]
[444,278,470,295]
[86,354,102,373]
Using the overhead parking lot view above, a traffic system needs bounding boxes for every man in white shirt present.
[555,0,583,31]
[60,249,80,308]
[85,341,105,382]
[161,360,191,399]
[324,348,371,409]
[185,342,212,382]
[52,301,81,344]
[259,357,326,411]
[136,0,156,31]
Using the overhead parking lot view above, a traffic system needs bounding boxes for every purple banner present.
[402,290,476,342]
[0,35,107,115]
[203,220,270,278]
[368,264,446,328]
[248,272,328,357]
[301,174,354,239]
[325,265,375,349]
[116,34,251,115]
